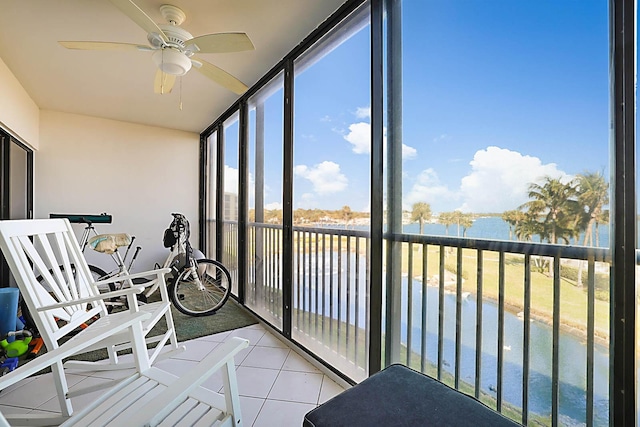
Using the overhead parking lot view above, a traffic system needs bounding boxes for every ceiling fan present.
[59,0,254,95]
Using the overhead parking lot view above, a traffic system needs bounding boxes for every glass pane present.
[9,141,28,219]
[394,1,610,425]
[293,3,371,382]
[247,72,285,329]
[223,114,240,295]
[206,131,218,259]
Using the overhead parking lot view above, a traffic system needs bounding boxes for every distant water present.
[329,216,610,247]
[401,216,610,248]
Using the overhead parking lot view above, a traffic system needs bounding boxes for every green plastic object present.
[1,331,32,357]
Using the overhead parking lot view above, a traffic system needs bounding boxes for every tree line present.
[249,206,369,225]
[410,203,474,237]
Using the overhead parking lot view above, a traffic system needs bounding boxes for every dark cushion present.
[304,364,521,427]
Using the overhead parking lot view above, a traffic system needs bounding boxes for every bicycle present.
[85,212,232,317]
[118,212,233,317]
[20,213,231,329]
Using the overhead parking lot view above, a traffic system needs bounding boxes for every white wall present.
[0,56,39,148]
[36,111,200,272]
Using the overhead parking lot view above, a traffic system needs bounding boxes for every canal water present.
[400,278,610,426]
[295,252,611,426]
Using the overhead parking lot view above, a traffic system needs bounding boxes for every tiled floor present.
[0,324,347,426]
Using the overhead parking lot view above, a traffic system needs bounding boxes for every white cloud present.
[293,192,317,210]
[264,202,282,210]
[294,161,348,195]
[432,134,450,143]
[225,166,255,203]
[402,144,417,160]
[405,168,456,210]
[344,122,370,154]
[355,106,371,119]
[343,122,417,160]
[457,146,570,212]
[224,165,238,194]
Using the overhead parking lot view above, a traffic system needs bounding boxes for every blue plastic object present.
[0,288,19,344]
[0,357,19,372]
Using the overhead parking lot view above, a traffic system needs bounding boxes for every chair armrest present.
[93,268,172,287]
[129,337,250,426]
[36,285,146,311]
[0,311,151,391]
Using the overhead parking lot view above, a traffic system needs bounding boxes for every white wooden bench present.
[0,319,248,426]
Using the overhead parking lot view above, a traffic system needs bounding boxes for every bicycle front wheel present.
[169,258,231,316]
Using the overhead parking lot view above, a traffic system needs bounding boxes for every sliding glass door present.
[0,129,33,287]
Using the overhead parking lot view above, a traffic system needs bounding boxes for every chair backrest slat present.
[0,219,108,348]
[23,234,76,314]
[16,234,74,332]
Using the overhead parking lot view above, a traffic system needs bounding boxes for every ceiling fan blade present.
[192,58,248,95]
[186,33,255,54]
[108,0,168,42]
[154,70,176,94]
[59,41,150,51]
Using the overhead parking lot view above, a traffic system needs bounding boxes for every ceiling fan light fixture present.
[152,49,192,76]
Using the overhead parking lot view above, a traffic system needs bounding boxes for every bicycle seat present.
[88,233,132,254]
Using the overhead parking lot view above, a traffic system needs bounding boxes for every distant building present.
[224,192,238,221]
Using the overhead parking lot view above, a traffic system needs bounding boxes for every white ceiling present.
[0,0,346,133]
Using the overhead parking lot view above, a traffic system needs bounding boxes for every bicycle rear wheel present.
[169,258,231,316]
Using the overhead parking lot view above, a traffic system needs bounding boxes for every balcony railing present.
[220,220,611,426]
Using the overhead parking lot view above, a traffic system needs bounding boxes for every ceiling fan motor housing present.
[151,25,195,76]
[152,48,192,75]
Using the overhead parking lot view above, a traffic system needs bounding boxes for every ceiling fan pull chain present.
[179,77,183,111]
[160,49,165,94]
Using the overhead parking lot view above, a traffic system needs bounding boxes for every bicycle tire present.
[20,264,113,333]
[88,265,111,293]
[169,258,232,316]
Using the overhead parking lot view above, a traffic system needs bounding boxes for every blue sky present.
[234,1,610,215]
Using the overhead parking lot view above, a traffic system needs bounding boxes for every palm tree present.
[514,212,541,242]
[502,209,526,241]
[438,212,455,235]
[576,171,609,246]
[514,211,547,270]
[520,176,579,245]
[575,172,609,286]
[459,213,474,237]
[450,210,473,237]
[520,176,579,276]
[411,202,432,234]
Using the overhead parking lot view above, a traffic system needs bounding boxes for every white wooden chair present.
[0,218,184,417]
[0,313,249,426]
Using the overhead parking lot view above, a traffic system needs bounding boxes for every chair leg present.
[129,319,151,373]
[221,360,243,427]
[51,360,73,417]
[107,343,119,364]
[156,281,180,350]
